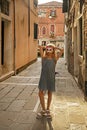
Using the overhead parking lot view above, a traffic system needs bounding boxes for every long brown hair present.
[44,47,56,58]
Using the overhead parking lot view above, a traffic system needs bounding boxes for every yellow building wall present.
[29,0,38,62]
[15,0,38,70]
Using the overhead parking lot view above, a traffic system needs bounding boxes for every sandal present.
[36,110,47,119]
[46,110,52,119]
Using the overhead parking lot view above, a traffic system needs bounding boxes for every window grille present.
[34,23,38,39]
[0,0,9,16]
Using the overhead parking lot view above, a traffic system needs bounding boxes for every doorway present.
[1,20,4,65]
[74,27,79,77]
[0,19,13,75]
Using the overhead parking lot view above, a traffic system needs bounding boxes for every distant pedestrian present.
[37,43,64,119]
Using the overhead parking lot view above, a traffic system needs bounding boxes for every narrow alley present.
[0,58,87,130]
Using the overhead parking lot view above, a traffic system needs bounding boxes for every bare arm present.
[55,48,64,61]
[38,45,46,58]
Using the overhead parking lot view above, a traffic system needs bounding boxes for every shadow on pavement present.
[32,116,54,130]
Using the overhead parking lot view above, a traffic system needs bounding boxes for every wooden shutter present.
[62,0,68,13]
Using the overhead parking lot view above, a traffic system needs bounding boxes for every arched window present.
[50,10,56,17]
[42,27,46,35]
[51,25,54,32]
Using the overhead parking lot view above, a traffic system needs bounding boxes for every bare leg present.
[39,90,45,110]
[47,91,52,110]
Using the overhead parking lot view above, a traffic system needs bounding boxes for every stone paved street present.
[0,58,87,130]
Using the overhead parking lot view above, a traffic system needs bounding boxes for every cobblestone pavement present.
[0,58,87,130]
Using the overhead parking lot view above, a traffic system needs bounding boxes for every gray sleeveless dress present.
[38,58,55,92]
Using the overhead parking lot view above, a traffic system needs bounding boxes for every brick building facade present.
[38,1,64,47]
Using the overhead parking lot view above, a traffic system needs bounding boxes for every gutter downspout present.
[13,0,16,75]
[28,0,30,36]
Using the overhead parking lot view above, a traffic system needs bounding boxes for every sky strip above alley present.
[38,0,63,4]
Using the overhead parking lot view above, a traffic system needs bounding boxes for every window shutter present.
[34,0,37,7]
[34,23,38,39]
[62,0,68,13]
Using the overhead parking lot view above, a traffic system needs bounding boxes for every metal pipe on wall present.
[13,0,16,75]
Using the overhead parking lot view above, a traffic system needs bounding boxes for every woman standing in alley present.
[37,43,64,119]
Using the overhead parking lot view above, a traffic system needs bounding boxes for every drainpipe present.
[13,0,16,75]
[28,0,30,36]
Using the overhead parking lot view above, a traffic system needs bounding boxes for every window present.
[42,27,46,35]
[79,0,84,13]
[51,25,54,32]
[1,21,4,65]
[34,0,38,7]
[38,9,46,17]
[42,41,46,46]
[0,0,9,16]
[79,18,82,55]
[50,10,56,17]
[62,0,68,13]
[50,25,55,38]
[38,11,41,16]
[34,23,38,39]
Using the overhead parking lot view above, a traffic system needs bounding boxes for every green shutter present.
[34,23,38,39]
[62,0,68,13]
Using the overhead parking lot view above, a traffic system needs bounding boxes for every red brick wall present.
[38,6,64,38]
